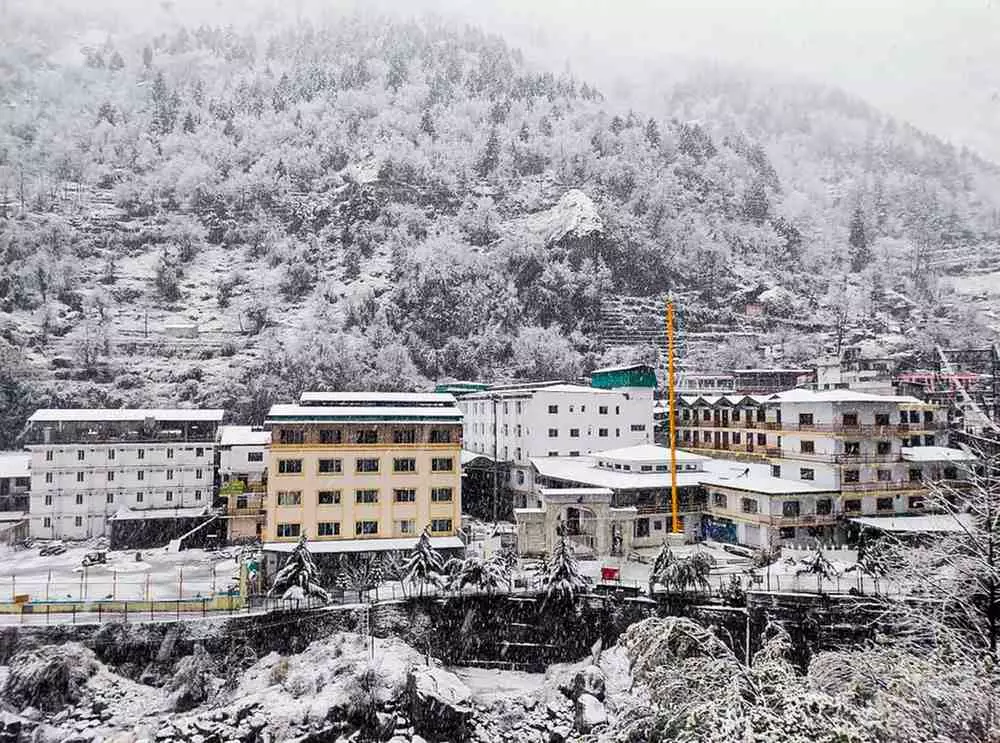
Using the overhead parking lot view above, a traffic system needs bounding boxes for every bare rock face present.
[521,189,604,248]
[407,667,473,741]
[573,693,607,734]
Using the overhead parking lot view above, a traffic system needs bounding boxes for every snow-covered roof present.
[109,506,209,521]
[262,536,465,554]
[901,446,977,463]
[590,363,651,374]
[461,449,496,466]
[538,487,614,498]
[767,389,928,405]
[460,383,623,400]
[532,454,759,490]
[29,409,225,423]
[219,426,271,447]
[0,511,27,522]
[300,391,457,405]
[848,514,975,533]
[266,404,462,423]
[0,452,29,480]
[589,444,709,464]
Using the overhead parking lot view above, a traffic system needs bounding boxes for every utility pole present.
[492,394,499,523]
[667,301,680,534]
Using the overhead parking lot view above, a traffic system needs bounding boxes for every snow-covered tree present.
[650,545,715,594]
[404,528,445,597]
[541,533,588,606]
[268,534,330,603]
[445,551,511,595]
[168,644,218,711]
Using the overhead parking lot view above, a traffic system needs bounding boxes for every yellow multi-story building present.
[263,392,463,548]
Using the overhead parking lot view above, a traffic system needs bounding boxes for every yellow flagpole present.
[667,301,680,534]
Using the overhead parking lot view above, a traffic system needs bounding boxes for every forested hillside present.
[2,4,999,445]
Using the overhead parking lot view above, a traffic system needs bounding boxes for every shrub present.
[3,643,99,712]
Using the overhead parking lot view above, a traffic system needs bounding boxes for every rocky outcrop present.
[407,667,474,741]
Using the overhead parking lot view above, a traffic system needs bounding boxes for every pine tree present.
[419,109,435,138]
[742,179,770,224]
[476,127,500,177]
[610,115,625,135]
[849,205,870,272]
[644,118,661,147]
[404,528,445,597]
[518,121,529,142]
[268,534,330,602]
[542,533,588,606]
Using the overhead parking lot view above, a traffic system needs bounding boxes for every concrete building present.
[217,425,270,543]
[0,452,30,513]
[23,408,224,540]
[457,364,656,507]
[262,392,464,556]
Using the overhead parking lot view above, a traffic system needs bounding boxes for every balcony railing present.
[765,421,946,434]
[766,449,903,464]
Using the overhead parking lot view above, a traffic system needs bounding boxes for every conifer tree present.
[477,127,500,177]
[849,205,870,272]
[268,534,330,602]
[419,109,435,138]
[542,531,588,606]
[644,117,661,147]
[404,527,445,597]
[742,179,770,224]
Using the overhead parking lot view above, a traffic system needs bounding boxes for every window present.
[278,459,302,475]
[320,429,342,444]
[844,469,860,483]
[277,523,301,538]
[356,458,380,473]
[877,469,892,482]
[569,405,574,413]
[516,447,522,460]
[515,425,522,437]
[45,450,53,461]
[393,458,417,473]
[635,518,650,538]
[394,488,416,503]
[44,494,52,506]
[107,471,115,482]
[430,518,452,533]
[75,493,84,505]
[844,499,861,513]
[712,492,727,508]
[431,487,453,502]
[630,424,646,432]
[771,465,781,478]
[195,468,203,479]
[166,448,174,459]
[108,448,116,460]
[76,472,84,483]
[782,501,801,517]
[598,428,609,437]
[816,498,832,515]
[318,522,340,537]
[842,413,858,427]
[318,459,343,474]
[397,519,416,535]
[355,429,378,444]
[279,429,305,445]
[166,469,174,481]
[77,450,85,461]
[615,406,620,415]
[909,468,922,483]
[136,492,144,503]
[45,472,53,484]
[924,410,934,423]
[393,429,416,444]
[876,496,893,511]
[247,451,264,463]
[908,495,925,509]
[616,429,620,437]
[277,491,302,506]
[516,471,525,485]
[877,441,891,455]
[194,490,202,501]
[799,413,814,425]
[741,498,758,514]
[356,489,379,504]
[800,468,815,481]
[355,520,378,536]
[800,440,815,454]
[548,428,558,438]
[195,447,204,457]
[431,457,453,472]
[44,517,51,528]
[733,409,741,421]
[779,527,796,539]
[548,405,559,414]
[137,471,145,481]
[318,490,341,505]
[599,406,608,415]
[844,441,860,455]
[733,432,742,444]
[875,413,890,426]
[166,491,174,502]
[924,435,935,446]
[757,433,766,445]
[137,448,145,460]
[570,428,580,438]
[75,516,83,527]
[430,429,452,443]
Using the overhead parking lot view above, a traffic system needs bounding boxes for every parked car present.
[82,550,107,567]
[39,542,67,556]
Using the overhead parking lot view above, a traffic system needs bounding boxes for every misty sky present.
[418,0,1000,160]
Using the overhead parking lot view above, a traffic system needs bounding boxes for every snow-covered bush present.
[167,643,219,711]
[404,528,445,596]
[268,534,330,602]
[3,642,99,712]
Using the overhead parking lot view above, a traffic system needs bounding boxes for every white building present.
[0,451,30,512]
[24,408,224,540]
[457,365,656,506]
[218,425,270,543]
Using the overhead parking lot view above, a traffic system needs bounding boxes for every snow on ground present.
[450,666,546,704]
[0,545,238,601]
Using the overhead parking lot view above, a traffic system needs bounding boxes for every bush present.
[3,643,99,712]
[167,644,218,711]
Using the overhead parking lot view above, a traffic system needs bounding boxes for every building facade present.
[457,365,656,507]
[24,409,223,540]
[0,452,30,513]
[263,392,463,549]
[217,425,270,542]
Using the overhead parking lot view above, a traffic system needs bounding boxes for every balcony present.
[840,480,925,493]
[765,421,947,434]
[766,449,902,464]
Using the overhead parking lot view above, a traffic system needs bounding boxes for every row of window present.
[277,457,454,475]
[276,486,454,506]
[681,430,768,446]
[46,447,207,463]
[726,493,926,516]
[681,410,935,426]
[277,429,454,445]
[276,518,453,538]
[43,468,204,484]
[42,490,202,506]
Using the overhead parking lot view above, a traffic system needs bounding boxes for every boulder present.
[407,668,473,741]
[571,665,606,702]
[574,694,606,734]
